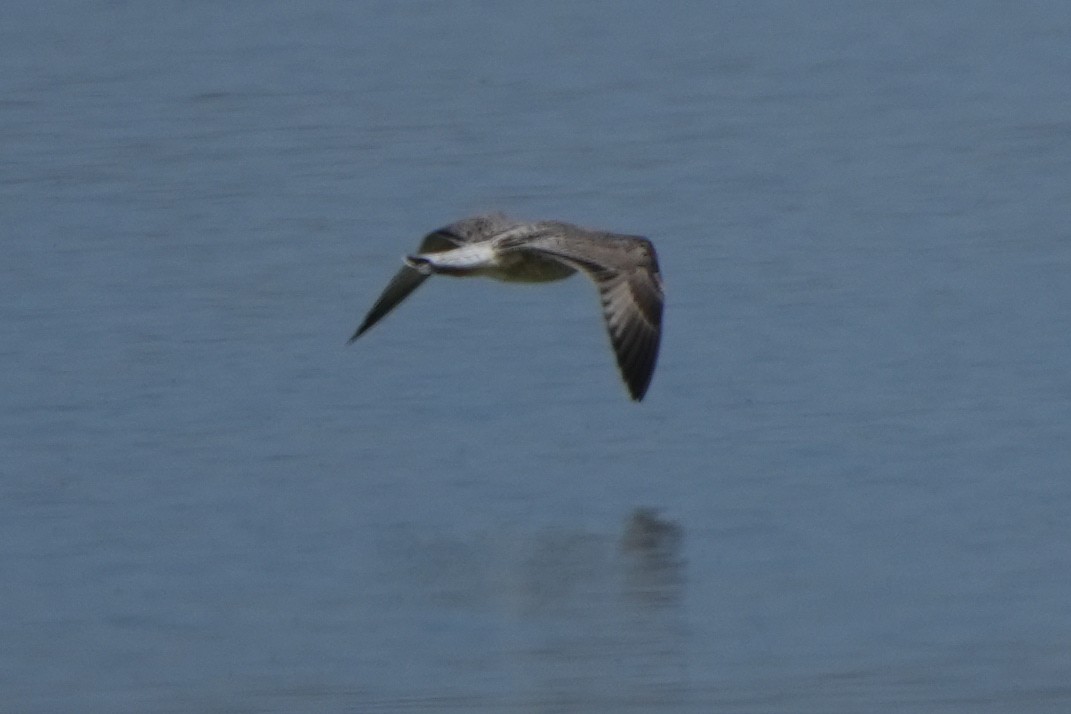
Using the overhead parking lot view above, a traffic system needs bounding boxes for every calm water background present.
[3,1,1071,712]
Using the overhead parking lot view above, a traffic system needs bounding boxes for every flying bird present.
[349,214,663,401]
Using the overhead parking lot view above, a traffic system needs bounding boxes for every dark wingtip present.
[347,323,369,344]
[622,355,655,402]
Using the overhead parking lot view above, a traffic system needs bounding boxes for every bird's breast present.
[490,253,577,283]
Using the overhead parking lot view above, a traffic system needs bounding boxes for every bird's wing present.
[348,230,462,342]
[504,231,664,401]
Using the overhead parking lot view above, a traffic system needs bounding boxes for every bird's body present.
[349,214,664,401]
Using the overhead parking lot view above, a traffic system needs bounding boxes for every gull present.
[349,214,664,401]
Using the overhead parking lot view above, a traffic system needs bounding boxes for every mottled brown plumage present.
[350,215,664,401]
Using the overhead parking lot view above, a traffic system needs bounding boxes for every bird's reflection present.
[510,508,689,707]
[620,508,686,608]
[375,508,690,708]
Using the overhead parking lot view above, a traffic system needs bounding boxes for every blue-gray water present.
[4,2,1071,712]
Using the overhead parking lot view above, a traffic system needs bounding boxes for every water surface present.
[3,2,1071,712]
